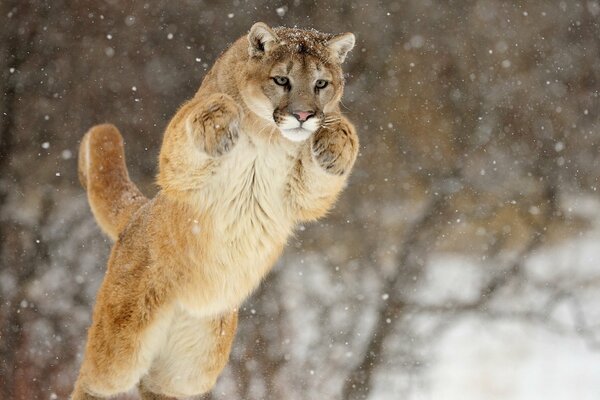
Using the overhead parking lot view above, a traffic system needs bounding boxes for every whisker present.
[339,99,352,112]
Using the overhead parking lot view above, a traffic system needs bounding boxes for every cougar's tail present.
[78,124,148,241]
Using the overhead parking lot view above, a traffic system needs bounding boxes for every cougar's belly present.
[179,237,285,317]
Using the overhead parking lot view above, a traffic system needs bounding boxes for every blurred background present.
[1,1,600,399]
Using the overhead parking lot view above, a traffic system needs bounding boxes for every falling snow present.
[2,1,600,399]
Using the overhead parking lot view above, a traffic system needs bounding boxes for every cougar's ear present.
[248,22,279,57]
[327,32,355,63]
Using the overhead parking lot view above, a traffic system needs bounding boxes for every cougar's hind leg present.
[71,234,177,399]
[72,297,174,399]
[78,124,148,240]
[140,309,238,398]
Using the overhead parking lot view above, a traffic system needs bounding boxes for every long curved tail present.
[78,124,148,241]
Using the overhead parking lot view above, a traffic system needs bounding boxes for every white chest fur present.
[181,131,301,316]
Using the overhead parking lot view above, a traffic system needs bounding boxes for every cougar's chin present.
[279,128,314,142]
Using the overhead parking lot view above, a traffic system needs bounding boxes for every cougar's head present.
[241,22,355,142]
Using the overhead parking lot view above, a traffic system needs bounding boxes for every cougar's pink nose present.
[292,111,315,122]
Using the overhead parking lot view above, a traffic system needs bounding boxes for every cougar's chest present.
[183,133,299,316]
[213,133,297,242]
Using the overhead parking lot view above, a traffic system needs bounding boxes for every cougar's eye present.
[315,79,329,89]
[273,76,289,86]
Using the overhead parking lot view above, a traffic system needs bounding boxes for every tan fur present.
[78,124,148,240]
[73,23,358,399]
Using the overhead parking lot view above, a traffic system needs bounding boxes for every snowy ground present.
[413,195,600,399]
[426,318,600,400]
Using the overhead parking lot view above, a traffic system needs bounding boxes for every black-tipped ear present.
[248,22,278,57]
[327,32,355,63]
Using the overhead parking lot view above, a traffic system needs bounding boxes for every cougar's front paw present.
[312,116,358,175]
[187,94,242,157]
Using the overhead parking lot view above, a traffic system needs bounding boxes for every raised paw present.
[312,116,358,175]
[186,94,242,157]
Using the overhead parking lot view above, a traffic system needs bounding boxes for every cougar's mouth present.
[273,110,321,142]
